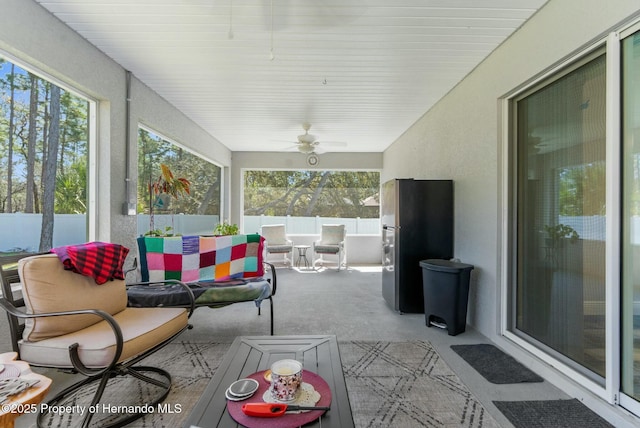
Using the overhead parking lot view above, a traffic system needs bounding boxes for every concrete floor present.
[0,265,598,427]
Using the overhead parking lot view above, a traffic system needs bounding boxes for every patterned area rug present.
[340,341,499,427]
[38,341,231,428]
[39,340,498,428]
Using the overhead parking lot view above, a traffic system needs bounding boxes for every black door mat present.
[493,399,614,427]
[451,343,543,384]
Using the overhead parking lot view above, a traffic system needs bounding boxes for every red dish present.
[226,370,332,428]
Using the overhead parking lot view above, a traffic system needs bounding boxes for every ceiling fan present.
[286,123,347,154]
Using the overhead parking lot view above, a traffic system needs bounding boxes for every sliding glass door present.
[509,21,640,417]
[622,28,640,404]
[514,52,607,379]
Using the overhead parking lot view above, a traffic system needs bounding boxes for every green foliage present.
[150,163,191,199]
[544,223,579,247]
[0,60,89,215]
[558,162,605,216]
[138,128,221,216]
[54,160,87,214]
[144,226,179,237]
[214,221,239,236]
[145,163,191,235]
[243,170,379,218]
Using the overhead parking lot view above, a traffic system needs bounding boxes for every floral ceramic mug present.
[269,359,303,402]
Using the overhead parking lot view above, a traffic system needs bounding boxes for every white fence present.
[559,215,605,241]
[136,214,220,237]
[0,213,378,252]
[2,213,622,254]
[243,215,381,235]
[0,213,88,252]
[141,214,381,236]
[0,213,222,252]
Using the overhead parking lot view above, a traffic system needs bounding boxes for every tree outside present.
[244,170,380,219]
[137,128,221,218]
[558,161,606,216]
[0,58,89,252]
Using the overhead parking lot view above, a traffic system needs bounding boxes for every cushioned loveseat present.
[127,233,277,334]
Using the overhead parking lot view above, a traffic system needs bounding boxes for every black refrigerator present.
[381,179,453,313]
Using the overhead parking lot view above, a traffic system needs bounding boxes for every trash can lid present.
[419,259,474,273]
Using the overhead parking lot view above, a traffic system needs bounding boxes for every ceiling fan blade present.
[276,123,348,154]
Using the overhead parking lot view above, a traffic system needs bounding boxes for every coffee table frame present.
[184,335,354,428]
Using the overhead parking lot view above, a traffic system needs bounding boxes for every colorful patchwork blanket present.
[137,234,265,282]
[133,234,271,308]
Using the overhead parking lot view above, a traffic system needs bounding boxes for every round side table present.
[294,245,311,269]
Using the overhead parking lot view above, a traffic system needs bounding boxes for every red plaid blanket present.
[51,242,130,284]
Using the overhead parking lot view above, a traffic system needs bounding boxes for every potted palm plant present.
[146,163,191,236]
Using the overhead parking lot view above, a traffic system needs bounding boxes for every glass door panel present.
[622,29,640,402]
[515,54,607,378]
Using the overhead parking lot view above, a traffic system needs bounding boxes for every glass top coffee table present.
[184,335,354,428]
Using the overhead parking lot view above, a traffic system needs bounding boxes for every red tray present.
[226,370,332,428]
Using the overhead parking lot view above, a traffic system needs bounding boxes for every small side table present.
[0,352,52,428]
[294,245,311,269]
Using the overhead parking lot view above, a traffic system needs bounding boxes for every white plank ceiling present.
[34,0,548,154]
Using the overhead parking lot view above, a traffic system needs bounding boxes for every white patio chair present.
[260,224,294,268]
[313,224,347,271]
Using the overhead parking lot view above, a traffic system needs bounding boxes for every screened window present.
[0,57,89,252]
[243,170,380,234]
[137,127,221,236]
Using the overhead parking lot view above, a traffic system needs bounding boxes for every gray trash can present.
[420,259,474,336]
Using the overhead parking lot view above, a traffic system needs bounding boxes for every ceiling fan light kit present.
[287,123,347,155]
[297,123,317,145]
[298,142,318,154]
[297,133,317,144]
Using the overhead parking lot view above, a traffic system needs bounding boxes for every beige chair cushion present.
[319,224,345,245]
[260,224,289,246]
[19,307,188,368]
[19,253,128,342]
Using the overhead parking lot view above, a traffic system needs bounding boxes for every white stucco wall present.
[0,0,232,252]
[383,0,640,340]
